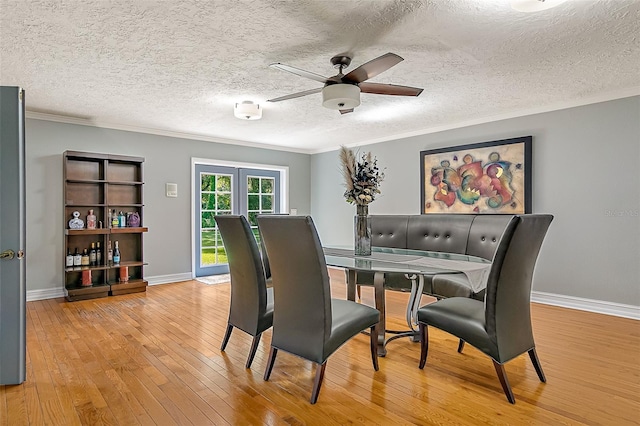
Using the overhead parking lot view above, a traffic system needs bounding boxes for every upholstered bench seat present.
[355,214,514,300]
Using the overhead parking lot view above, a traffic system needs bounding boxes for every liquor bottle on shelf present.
[107,241,113,266]
[68,211,84,229]
[66,248,74,267]
[81,249,90,266]
[127,211,140,227]
[73,248,82,266]
[96,242,102,265]
[111,212,119,228]
[107,209,113,228]
[113,241,121,264]
[118,211,126,228]
[89,243,97,266]
[87,209,97,230]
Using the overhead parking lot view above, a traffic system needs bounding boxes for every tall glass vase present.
[354,204,371,256]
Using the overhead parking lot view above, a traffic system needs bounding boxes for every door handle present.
[0,249,15,260]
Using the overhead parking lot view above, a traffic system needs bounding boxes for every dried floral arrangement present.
[339,146,385,206]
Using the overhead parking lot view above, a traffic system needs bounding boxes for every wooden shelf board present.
[66,179,106,184]
[108,153,144,163]
[65,229,109,236]
[65,228,147,235]
[65,265,111,272]
[65,262,147,273]
[65,150,109,160]
[111,261,148,268]
[107,181,144,186]
[65,284,110,301]
[66,283,110,291]
[110,227,148,233]
[110,279,148,296]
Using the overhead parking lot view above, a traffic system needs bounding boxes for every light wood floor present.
[2,270,639,425]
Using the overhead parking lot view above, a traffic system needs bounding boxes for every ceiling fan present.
[267,52,423,114]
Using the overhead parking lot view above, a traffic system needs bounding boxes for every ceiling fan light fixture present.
[234,101,262,120]
[510,0,568,12]
[322,84,360,110]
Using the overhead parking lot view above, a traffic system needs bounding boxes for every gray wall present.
[311,96,640,306]
[25,119,311,291]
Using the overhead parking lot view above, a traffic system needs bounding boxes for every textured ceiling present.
[1,0,639,153]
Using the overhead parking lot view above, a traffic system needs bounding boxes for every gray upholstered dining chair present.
[215,215,274,369]
[257,215,380,404]
[417,214,553,403]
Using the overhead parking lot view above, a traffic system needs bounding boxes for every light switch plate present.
[166,183,178,197]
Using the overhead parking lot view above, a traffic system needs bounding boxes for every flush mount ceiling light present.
[234,101,262,120]
[322,84,361,110]
[510,0,568,12]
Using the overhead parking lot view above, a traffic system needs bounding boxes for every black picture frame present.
[420,136,532,214]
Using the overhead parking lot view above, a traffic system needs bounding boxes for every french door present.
[194,164,280,277]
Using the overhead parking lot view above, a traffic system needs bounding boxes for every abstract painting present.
[420,136,532,214]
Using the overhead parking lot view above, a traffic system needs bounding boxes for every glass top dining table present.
[323,246,491,356]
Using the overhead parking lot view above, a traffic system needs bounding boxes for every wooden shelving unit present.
[63,151,148,301]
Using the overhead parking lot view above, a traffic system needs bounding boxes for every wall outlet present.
[290,208,297,215]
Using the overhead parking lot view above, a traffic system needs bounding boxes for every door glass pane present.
[261,179,273,193]
[245,175,276,245]
[217,193,231,210]
[201,174,215,191]
[247,177,259,193]
[248,211,258,226]
[200,172,233,267]
[248,194,259,210]
[216,175,231,191]
[201,193,215,210]
[261,194,273,210]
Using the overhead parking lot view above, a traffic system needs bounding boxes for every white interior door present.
[0,86,27,385]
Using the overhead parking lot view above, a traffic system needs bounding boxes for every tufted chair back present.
[407,214,473,254]
[466,215,516,261]
[371,215,409,248]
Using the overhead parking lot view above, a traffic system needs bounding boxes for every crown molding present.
[24,86,639,156]
[311,87,640,154]
[24,111,312,154]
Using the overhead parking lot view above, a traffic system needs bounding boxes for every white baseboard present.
[146,272,193,286]
[532,291,640,320]
[24,281,639,320]
[27,287,65,302]
[25,272,193,301]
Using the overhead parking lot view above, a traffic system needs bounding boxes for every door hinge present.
[19,90,24,101]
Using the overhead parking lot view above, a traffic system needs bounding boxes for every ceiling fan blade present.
[359,82,423,97]
[269,63,329,84]
[267,87,323,103]
[339,108,354,115]
[342,53,403,84]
